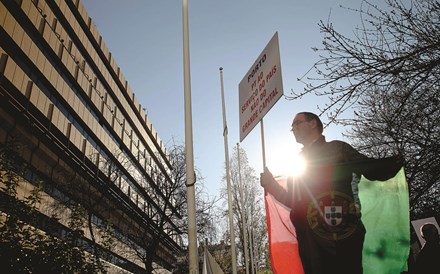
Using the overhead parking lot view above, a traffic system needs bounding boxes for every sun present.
[266,142,306,177]
[290,155,306,177]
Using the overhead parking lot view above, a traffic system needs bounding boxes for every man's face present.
[291,114,313,145]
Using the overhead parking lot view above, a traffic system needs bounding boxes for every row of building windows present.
[57,0,169,163]
[0,78,182,255]
[3,0,168,185]
[1,1,179,236]
[22,0,171,174]
[2,48,176,230]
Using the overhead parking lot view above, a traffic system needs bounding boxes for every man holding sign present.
[260,112,405,274]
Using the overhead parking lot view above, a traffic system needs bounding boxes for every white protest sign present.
[239,32,283,142]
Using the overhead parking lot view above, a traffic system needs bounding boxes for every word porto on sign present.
[239,32,283,142]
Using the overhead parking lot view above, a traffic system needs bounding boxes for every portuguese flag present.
[265,168,409,274]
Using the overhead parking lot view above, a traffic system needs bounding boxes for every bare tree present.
[289,0,440,125]
[113,140,219,273]
[0,138,107,273]
[221,145,267,273]
[47,148,132,271]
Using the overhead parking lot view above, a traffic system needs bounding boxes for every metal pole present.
[249,201,255,274]
[219,67,238,274]
[259,119,267,273]
[260,119,267,169]
[237,143,249,274]
[182,1,198,273]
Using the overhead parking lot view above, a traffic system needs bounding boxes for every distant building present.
[0,0,182,272]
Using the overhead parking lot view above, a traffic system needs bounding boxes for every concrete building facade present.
[0,0,182,272]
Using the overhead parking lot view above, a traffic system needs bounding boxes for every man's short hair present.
[298,112,323,134]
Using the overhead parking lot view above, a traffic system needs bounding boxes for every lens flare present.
[268,151,306,177]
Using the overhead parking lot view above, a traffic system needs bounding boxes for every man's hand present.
[260,167,277,188]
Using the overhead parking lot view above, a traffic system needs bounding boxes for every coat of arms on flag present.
[307,191,360,241]
[324,206,342,226]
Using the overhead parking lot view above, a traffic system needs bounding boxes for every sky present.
[81,0,380,199]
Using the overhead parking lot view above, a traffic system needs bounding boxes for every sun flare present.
[266,143,306,177]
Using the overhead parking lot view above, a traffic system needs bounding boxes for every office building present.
[0,0,182,272]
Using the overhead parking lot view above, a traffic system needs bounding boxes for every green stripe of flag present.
[359,167,410,274]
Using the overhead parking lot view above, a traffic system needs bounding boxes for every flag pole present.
[237,143,250,274]
[260,119,267,169]
[182,0,198,273]
[260,117,268,261]
[219,67,238,274]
